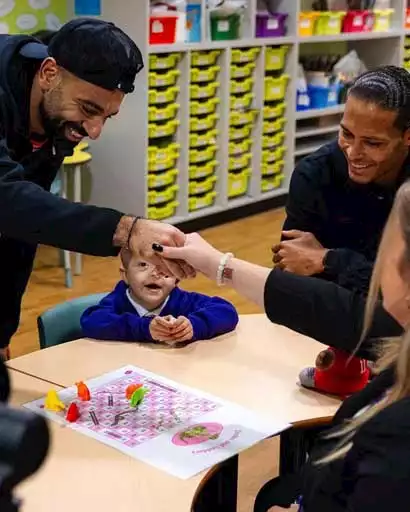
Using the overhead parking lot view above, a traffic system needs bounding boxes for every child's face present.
[122,258,177,310]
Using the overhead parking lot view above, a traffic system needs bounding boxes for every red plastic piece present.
[149,15,178,45]
[66,402,80,422]
[126,383,142,400]
[342,10,374,33]
[76,381,91,401]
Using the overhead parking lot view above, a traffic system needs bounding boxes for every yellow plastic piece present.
[75,141,89,151]
[190,97,220,116]
[228,168,251,198]
[190,82,220,100]
[148,154,178,173]
[190,128,219,148]
[148,184,179,206]
[261,143,287,163]
[149,53,181,71]
[190,113,219,133]
[148,119,180,139]
[298,11,320,37]
[229,138,252,156]
[189,175,217,196]
[230,77,254,95]
[189,158,218,178]
[231,62,255,80]
[64,150,92,166]
[189,146,218,166]
[148,103,179,123]
[148,200,179,220]
[231,47,260,64]
[230,110,257,127]
[44,389,65,412]
[230,92,254,111]
[373,8,394,32]
[314,12,344,36]
[263,117,286,135]
[147,142,180,162]
[188,191,216,212]
[261,173,284,193]
[265,46,289,72]
[264,74,289,102]
[191,65,220,84]
[228,152,252,171]
[148,168,178,189]
[149,86,179,106]
[261,159,285,177]
[191,50,221,67]
[229,124,253,141]
[263,102,286,120]
[149,69,180,89]
[404,48,410,59]
[404,60,410,72]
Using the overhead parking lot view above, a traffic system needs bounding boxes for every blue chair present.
[37,293,107,349]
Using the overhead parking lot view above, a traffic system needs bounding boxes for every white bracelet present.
[216,252,234,286]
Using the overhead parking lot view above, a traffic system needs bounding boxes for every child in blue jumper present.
[80,249,239,345]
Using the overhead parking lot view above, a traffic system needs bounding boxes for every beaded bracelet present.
[126,216,142,250]
[216,252,234,286]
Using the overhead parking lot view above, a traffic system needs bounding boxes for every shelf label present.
[217,20,230,32]
[328,19,338,28]
[267,18,279,30]
[353,15,363,27]
[300,19,311,29]
[152,20,165,33]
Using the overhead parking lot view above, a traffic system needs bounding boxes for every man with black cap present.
[0,18,193,360]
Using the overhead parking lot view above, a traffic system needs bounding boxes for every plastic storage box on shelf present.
[148,143,180,172]
[190,98,220,116]
[149,14,178,45]
[148,201,179,220]
[315,11,345,35]
[228,168,251,198]
[264,75,289,102]
[229,123,253,141]
[148,168,179,190]
[230,110,257,126]
[148,184,179,206]
[307,82,341,109]
[263,117,286,135]
[229,152,252,172]
[190,82,220,100]
[261,173,284,192]
[261,159,285,177]
[190,113,219,132]
[231,47,260,64]
[210,10,241,41]
[189,191,217,211]
[190,128,219,148]
[261,134,286,154]
[230,92,254,110]
[189,159,218,179]
[230,77,254,95]
[149,53,181,71]
[373,8,394,32]
[148,119,180,139]
[298,12,320,37]
[263,101,286,120]
[265,46,288,72]
[149,86,179,105]
[149,69,180,88]
[148,103,179,123]
[229,138,252,156]
[191,66,221,83]
[231,62,256,80]
[255,11,288,38]
[191,50,221,67]
[189,175,217,196]
[342,10,374,32]
[189,146,218,165]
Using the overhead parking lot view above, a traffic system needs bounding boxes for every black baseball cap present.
[23,18,144,94]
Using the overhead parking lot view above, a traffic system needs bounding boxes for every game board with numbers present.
[24,365,290,479]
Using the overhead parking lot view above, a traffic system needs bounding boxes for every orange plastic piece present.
[125,383,142,400]
[75,381,91,401]
[66,402,80,422]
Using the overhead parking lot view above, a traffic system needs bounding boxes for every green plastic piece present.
[130,386,149,408]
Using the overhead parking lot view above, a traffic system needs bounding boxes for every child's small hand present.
[149,316,174,342]
[168,316,194,344]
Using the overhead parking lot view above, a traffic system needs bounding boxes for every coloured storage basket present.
[148,150,179,172]
[189,159,218,179]
[149,53,181,71]
[342,11,374,32]
[190,113,219,133]
[231,62,255,80]
[230,110,257,126]
[190,82,220,100]
[262,143,286,162]
[373,9,394,32]
[189,146,218,164]
[229,152,252,171]
[262,131,286,151]
[149,69,180,88]
[190,129,219,148]
[264,75,289,102]
[261,160,285,177]
[190,98,220,116]
[148,169,178,189]
[189,175,217,196]
[298,12,319,37]
[191,66,220,83]
[148,200,179,220]
[263,117,286,135]
[263,102,286,120]
[148,142,180,164]
[149,86,179,105]
[229,124,253,141]
[255,12,288,38]
[189,191,216,211]
[314,12,345,36]
[228,169,251,198]
[406,8,410,29]
[148,119,179,139]
[231,47,260,64]
[229,138,252,156]
[149,15,178,45]
[230,77,254,95]
[191,50,221,67]
[210,11,241,41]
[148,103,179,123]
[148,184,179,206]
[230,93,254,111]
[265,46,288,72]
[261,174,284,192]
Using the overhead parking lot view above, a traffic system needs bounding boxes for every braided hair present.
[348,65,410,131]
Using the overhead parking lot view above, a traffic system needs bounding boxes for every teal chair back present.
[37,293,107,349]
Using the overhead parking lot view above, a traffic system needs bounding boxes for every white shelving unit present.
[69,0,407,225]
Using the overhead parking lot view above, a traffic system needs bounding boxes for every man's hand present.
[149,316,194,345]
[271,230,328,276]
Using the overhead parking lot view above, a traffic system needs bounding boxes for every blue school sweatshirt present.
[80,281,239,342]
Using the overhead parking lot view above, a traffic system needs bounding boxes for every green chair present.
[37,293,107,349]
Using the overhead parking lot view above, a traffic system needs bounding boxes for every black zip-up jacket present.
[283,141,410,294]
[0,35,124,347]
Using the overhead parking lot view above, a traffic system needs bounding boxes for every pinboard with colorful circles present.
[0,0,67,35]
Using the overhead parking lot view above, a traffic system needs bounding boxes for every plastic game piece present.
[44,389,65,412]
[66,402,80,422]
[130,386,149,408]
[75,381,91,401]
[125,383,142,400]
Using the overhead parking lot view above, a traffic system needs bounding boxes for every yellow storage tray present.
[261,159,285,177]
[191,66,220,84]
[261,173,284,193]
[261,143,287,163]
[189,191,216,212]
[190,97,220,117]
[230,109,257,126]
[230,77,254,95]
[149,53,181,71]
[148,103,179,123]
[149,69,180,89]
[190,128,219,148]
[404,48,410,59]
[373,8,394,32]
[149,86,179,106]
[148,152,178,173]
[190,113,219,133]
[231,62,256,80]
[263,102,286,120]
[189,175,217,196]
[231,47,260,64]
[229,152,252,171]
[229,123,253,141]
[265,46,289,72]
[148,168,178,189]
[148,184,179,206]
[189,158,218,179]
[230,92,254,111]
[263,117,286,135]
[190,82,220,100]
[191,50,221,67]
[148,200,179,220]
[147,142,180,163]
[148,119,180,139]
[228,168,251,199]
[264,75,289,102]
[189,146,218,165]
[298,11,320,37]
[229,138,252,156]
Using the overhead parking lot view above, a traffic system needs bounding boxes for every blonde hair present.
[320,180,410,464]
